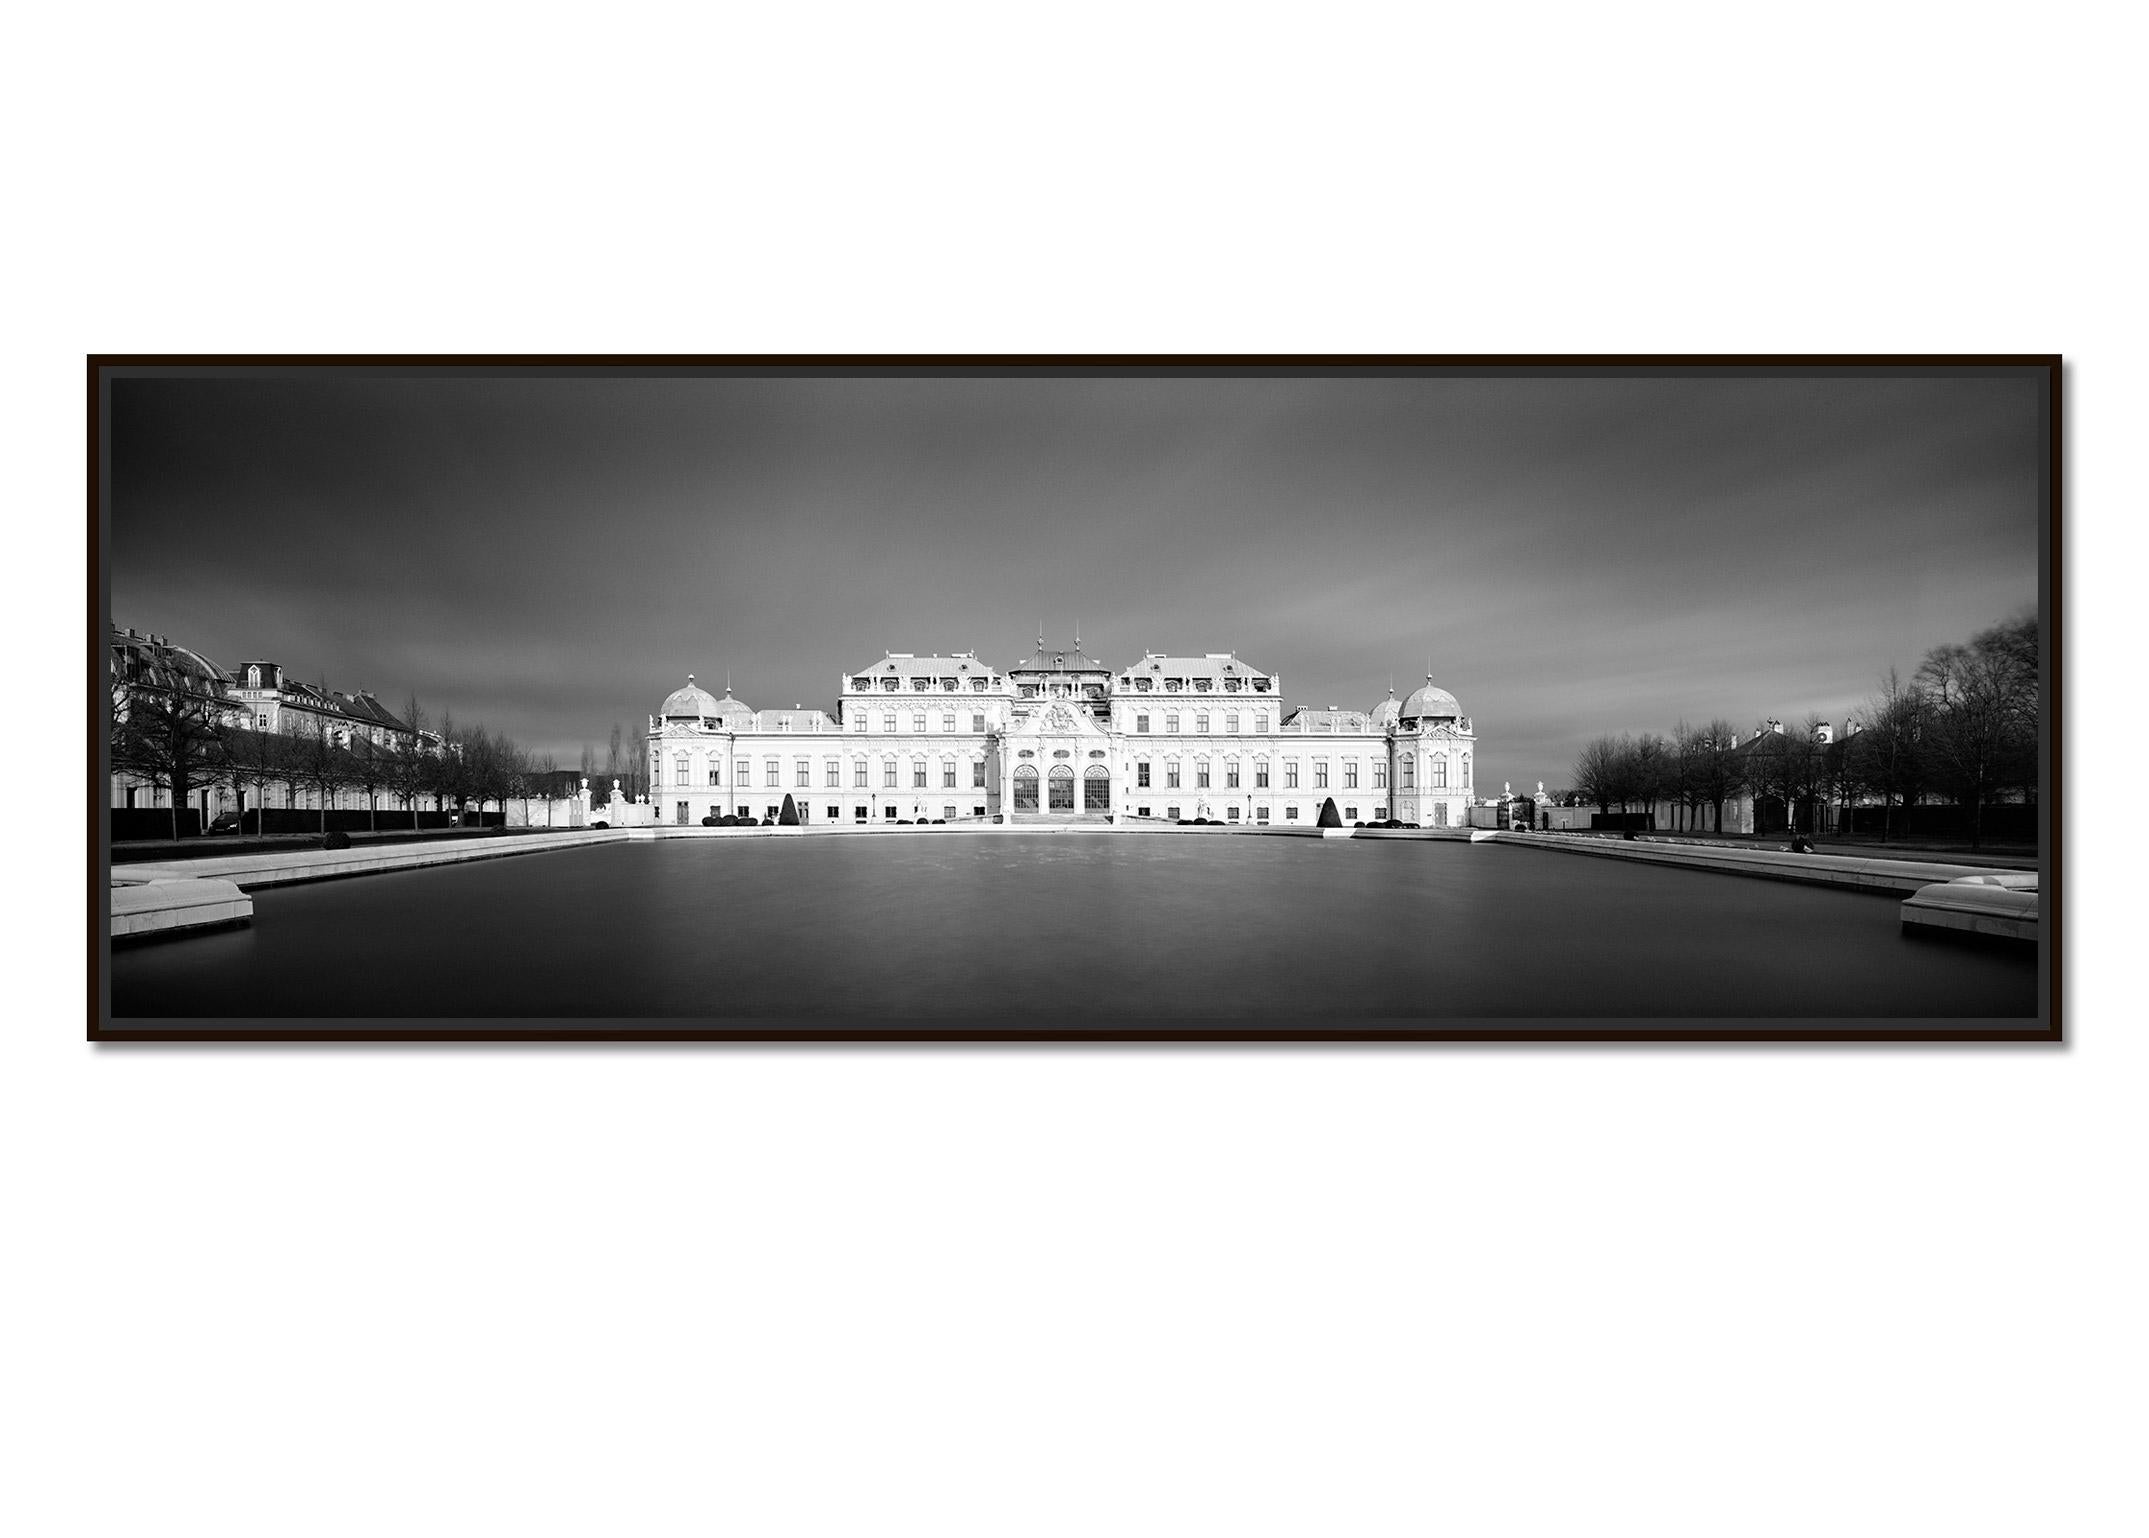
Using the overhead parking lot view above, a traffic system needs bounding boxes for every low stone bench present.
[1900,876,2040,942]
[111,877,253,939]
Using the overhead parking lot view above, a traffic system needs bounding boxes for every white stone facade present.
[647,644,1478,828]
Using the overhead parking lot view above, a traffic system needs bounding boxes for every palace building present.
[647,638,1478,828]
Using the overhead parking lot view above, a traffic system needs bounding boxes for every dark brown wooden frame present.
[90,357,2061,1042]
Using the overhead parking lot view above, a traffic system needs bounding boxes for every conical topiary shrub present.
[1317,797,1342,828]
[779,794,800,826]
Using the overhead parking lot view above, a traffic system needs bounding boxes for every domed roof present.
[1369,694,1402,728]
[1400,681,1462,721]
[659,676,722,718]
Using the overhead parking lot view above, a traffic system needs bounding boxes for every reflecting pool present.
[109,835,2040,1027]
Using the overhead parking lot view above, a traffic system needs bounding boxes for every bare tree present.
[290,713,353,835]
[347,731,392,832]
[1570,736,1624,819]
[1922,626,2036,849]
[219,723,291,836]
[1629,733,1668,827]
[1854,670,1926,843]
[390,697,433,829]
[114,680,230,840]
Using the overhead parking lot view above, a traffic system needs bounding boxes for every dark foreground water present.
[109,836,2040,1028]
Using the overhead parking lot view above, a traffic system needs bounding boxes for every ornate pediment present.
[1006,699,1111,740]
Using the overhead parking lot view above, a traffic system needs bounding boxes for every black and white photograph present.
[96,361,2055,1038]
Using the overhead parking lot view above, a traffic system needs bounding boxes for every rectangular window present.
[1226,714,1239,734]
[972,761,987,788]
[1137,762,1151,788]
[851,714,866,732]
[1196,763,1211,788]
[765,760,779,789]
[1136,713,1150,734]
[674,756,689,787]
[1256,806,1270,822]
[1433,758,1447,787]
[884,761,898,788]
[1345,762,1359,789]
[1166,806,1180,820]
[736,759,751,787]
[796,760,811,788]
[1255,713,1269,733]
[1374,763,1387,789]
[256,713,269,730]
[1285,761,1300,789]
[1166,762,1181,789]
[827,805,839,822]
[825,760,841,788]
[1256,762,1270,788]
[943,805,956,821]
[971,713,985,733]
[1166,714,1180,734]
[942,713,956,733]
[1285,805,1299,821]
[943,763,957,788]
[853,761,868,788]
[855,805,868,821]
[1345,807,1358,822]
[913,763,927,788]
[913,712,927,733]
[1196,713,1210,733]
[1315,762,1330,789]
[882,712,896,733]
[1226,806,1240,821]
[1226,762,1240,789]
[708,764,721,786]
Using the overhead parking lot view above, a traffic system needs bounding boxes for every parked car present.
[208,811,243,835]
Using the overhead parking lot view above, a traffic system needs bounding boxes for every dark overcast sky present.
[108,370,2043,792]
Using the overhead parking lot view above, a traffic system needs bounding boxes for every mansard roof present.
[1009,640,1110,673]
[849,652,1003,684]
[110,626,233,697]
[1119,652,1273,683]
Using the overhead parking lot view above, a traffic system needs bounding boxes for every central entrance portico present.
[1002,699,1115,823]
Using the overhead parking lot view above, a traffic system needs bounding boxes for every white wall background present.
[9,6,2139,1535]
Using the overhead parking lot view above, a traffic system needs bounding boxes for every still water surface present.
[110,836,2038,1024]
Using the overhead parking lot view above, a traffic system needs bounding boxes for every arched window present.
[1014,763,1039,811]
[1048,762,1075,811]
[1083,763,1110,811]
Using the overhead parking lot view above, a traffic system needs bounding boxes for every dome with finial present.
[1400,678,1463,725]
[1369,691,1402,729]
[659,674,723,720]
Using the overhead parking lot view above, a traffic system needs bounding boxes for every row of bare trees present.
[1564,615,2039,848]
[112,684,563,839]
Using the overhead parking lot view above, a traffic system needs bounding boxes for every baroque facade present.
[646,639,1478,827]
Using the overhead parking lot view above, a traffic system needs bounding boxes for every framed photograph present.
[93,358,2058,1040]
